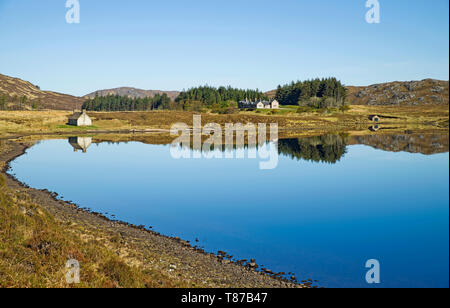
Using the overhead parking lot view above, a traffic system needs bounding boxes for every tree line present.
[78,79,347,112]
[81,86,268,112]
[0,94,39,110]
[82,94,172,111]
[275,78,347,108]
[176,86,267,107]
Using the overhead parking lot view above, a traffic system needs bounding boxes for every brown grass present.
[0,105,448,139]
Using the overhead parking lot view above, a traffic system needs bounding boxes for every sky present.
[0,0,448,96]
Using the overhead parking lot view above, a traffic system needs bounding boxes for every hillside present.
[84,87,180,101]
[2,74,448,110]
[265,89,277,99]
[346,79,448,106]
[0,74,83,110]
[266,79,449,106]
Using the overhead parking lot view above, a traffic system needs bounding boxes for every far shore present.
[0,105,448,139]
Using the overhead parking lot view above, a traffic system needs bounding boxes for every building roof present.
[239,100,277,105]
[68,112,83,120]
[68,110,89,120]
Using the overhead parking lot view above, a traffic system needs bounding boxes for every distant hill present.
[265,89,277,99]
[2,73,448,111]
[346,79,449,106]
[84,87,180,101]
[0,73,83,110]
[266,79,449,106]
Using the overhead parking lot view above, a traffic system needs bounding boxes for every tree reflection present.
[278,134,348,164]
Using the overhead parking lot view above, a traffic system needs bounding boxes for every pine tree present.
[0,95,6,110]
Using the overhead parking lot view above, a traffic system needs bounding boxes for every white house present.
[239,100,280,110]
[258,100,280,109]
[271,100,280,109]
[68,110,92,126]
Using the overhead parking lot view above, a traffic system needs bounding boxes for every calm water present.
[8,135,449,288]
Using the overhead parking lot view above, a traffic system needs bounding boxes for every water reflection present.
[68,137,92,153]
[351,133,449,155]
[66,131,449,161]
[369,125,380,132]
[278,134,348,164]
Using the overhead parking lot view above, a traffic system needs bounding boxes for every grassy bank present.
[0,105,448,138]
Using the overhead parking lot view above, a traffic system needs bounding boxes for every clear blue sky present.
[0,0,448,96]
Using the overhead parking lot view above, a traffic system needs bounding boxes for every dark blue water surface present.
[8,137,449,288]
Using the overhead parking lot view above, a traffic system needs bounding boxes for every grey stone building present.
[68,110,92,126]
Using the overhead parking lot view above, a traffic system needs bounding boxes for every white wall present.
[77,114,92,126]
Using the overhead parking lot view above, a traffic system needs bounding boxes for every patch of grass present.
[100,257,145,288]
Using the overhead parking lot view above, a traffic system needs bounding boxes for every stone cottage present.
[68,110,92,126]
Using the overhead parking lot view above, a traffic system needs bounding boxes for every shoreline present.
[0,138,310,288]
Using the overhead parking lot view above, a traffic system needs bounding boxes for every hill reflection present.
[67,130,448,164]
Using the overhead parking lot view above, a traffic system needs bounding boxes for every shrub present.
[101,257,141,288]
[297,106,315,113]
[339,104,351,113]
